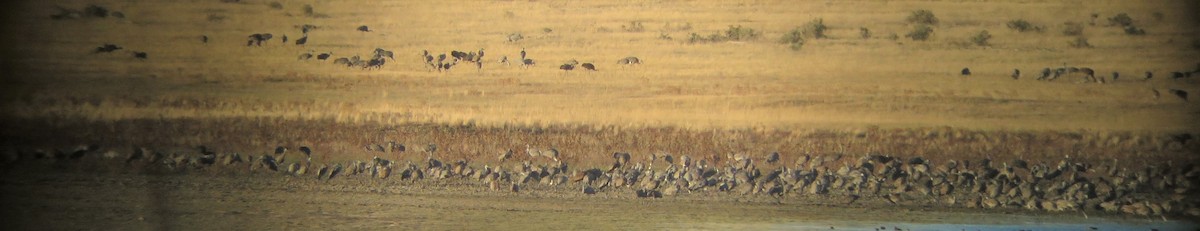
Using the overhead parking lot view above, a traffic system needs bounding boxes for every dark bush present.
[971,30,992,46]
[779,27,806,51]
[1124,26,1146,35]
[907,9,938,25]
[1007,19,1042,32]
[906,25,934,41]
[1108,13,1134,27]
[804,18,828,39]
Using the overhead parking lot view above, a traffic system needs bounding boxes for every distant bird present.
[581,63,596,71]
[94,44,122,53]
[498,56,509,65]
[298,53,313,60]
[1111,72,1119,81]
[295,36,308,46]
[301,24,316,34]
[201,35,208,44]
[1038,68,1052,80]
[299,146,312,158]
[766,152,780,163]
[498,150,513,162]
[961,68,971,76]
[1169,89,1189,101]
[357,25,371,32]
[1011,69,1020,79]
[282,35,288,43]
[617,56,641,65]
[522,59,535,67]
[317,52,332,60]
[520,48,526,60]
[1143,71,1153,81]
[132,51,147,59]
[559,64,575,71]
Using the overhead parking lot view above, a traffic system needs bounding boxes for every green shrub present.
[1123,26,1146,35]
[1007,19,1042,32]
[804,18,828,39]
[779,27,806,50]
[907,9,938,25]
[1068,36,1092,48]
[970,30,992,46]
[622,21,645,32]
[1062,22,1084,36]
[723,25,760,41]
[1108,13,1134,27]
[906,25,934,41]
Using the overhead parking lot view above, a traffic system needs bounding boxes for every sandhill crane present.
[282,35,288,44]
[961,68,971,76]
[522,59,535,68]
[298,53,313,60]
[295,36,307,46]
[201,35,208,44]
[559,64,575,71]
[498,149,513,163]
[1144,71,1153,81]
[333,57,351,66]
[498,56,509,66]
[357,25,371,32]
[520,48,526,60]
[317,52,332,60]
[1011,69,1020,79]
[581,63,596,71]
[1038,68,1052,80]
[542,148,560,162]
[617,56,641,65]
[1078,67,1098,83]
[132,51,147,60]
[766,152,780,164]
[1111,72,1119,81]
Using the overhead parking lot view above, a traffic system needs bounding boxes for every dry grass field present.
[1,0,1199,229]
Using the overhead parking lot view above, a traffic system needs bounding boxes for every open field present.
[1,0,1199,229]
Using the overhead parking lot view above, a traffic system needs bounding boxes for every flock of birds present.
[961,64,1199,101]
[4,142,1198,220]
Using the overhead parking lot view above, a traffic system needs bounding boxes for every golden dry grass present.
[0,0,1197,166]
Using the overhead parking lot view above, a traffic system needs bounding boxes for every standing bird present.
[357,25,371,32]
[132,51,147,60]
[298,53,313,60]
[1143,71,1153,81]
[295,36,307,46]
[1111,72,1119,82]
[961,68,971,76]
[1011,69,1020,80]
[201,35,208,44]
[520,48,526,61]
[282,35,288,44]
[581,63,596,71]
[1038,68,1052,80]
[317,52,332,60]
[94,44,122,53]
[499,56,509,65]
[559,63,575,71]
[522,59,535,68]
[1169,89,1189,101]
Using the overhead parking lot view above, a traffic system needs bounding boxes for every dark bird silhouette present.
[1011,69,1020,79]
[317,52,332,60]
[295,36,307,46]
[94,44,122,53]
[357,25,371,32]
[961,68,971,76]
[1169,89,1189,101]
[282,35,288,43]
[201,35,208,44]
[132,51,147,59]
[581,63,596,71]
[559,63,575,71]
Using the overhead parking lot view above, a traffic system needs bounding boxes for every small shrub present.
[970,30,992,46]
[886,33,899,40]
[1007,19,1042,32]
[803,18,828,39]
[1123,26,1146,35]
[269,2,283,10]
[1062,22,1084,36]
[779,27,806,50]
[907,9,938,25]
[860,27,871,39]
[906,24,934,41]
[1068,36,1093,48]
[1108,13,1134,27]
[622,21,645,32]
[723,25,760,41]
